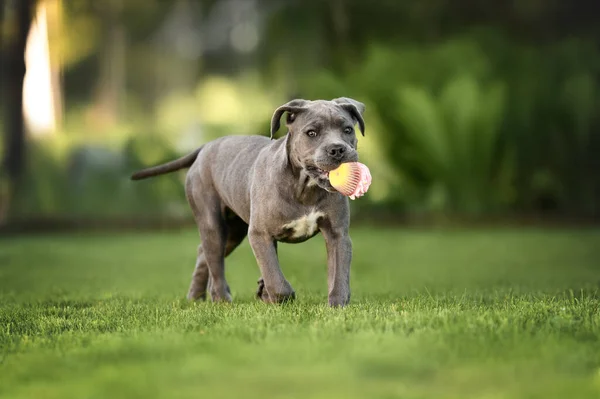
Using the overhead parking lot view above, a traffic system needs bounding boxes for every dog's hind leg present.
[185,171,230,302]
[196,208,230,302]
[187,245,210,301]
[187,211,248,301]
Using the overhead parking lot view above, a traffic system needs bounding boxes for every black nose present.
[327,144,346,160]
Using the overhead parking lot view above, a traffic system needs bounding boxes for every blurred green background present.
[1,0,600,226]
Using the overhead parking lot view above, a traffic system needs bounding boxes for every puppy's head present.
[270,97,366,192]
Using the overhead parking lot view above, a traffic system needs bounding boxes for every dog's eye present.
[343,127,353,134]
[306,130,317,137]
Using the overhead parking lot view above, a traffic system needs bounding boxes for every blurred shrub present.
[9,31,600,221]
[500,38,600,215]
[304,32,600,217]
[394,76,509,214]
[11,133,189,220]
[12,139,70,217]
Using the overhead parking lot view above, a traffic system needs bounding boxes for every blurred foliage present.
[395,76,508,214]
[11,133,188,219]
[303,33,600,217]
[4,0,600,221]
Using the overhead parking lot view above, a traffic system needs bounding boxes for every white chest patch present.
[282,211,325,238]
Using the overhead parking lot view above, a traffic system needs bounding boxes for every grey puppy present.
[131,97,366,307]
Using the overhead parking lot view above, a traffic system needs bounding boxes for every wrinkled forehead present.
[295,101,354,128]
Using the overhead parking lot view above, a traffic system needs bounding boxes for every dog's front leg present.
[321,228,352,307]
[248,231,295,303]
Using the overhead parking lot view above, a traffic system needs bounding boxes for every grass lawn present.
[1,226,599,398]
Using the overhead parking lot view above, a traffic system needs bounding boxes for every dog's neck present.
[277,134,327,205]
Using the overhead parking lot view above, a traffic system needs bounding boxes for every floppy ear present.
[332,97,366,136]
[270,99,310,139]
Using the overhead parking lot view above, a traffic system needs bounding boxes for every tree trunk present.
[328,0,350,72]
[0,0,4,45]
[1,0,34,222]
[94,0,125,127]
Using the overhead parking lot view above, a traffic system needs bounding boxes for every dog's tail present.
[130,147,202,181]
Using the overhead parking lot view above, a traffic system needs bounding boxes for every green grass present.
[1,227,600,399]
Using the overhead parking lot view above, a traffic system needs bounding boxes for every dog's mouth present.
[304,150,359,192]
[305,165,337,192]
[305,165,331,178]
[314,167,329,179]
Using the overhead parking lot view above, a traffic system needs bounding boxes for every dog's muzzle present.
[305,148,359,192]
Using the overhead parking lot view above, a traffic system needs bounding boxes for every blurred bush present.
[11,133,189,220]
[303,33,600,218]
[4,0,600,223]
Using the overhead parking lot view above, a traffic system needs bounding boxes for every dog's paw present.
[328,293,350,307]
[273,291,296,304]
[187,290,207,301]
[256,277,295,304]
[187,281,208,301]
[210,291,233,303]
[209,280,233,303]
